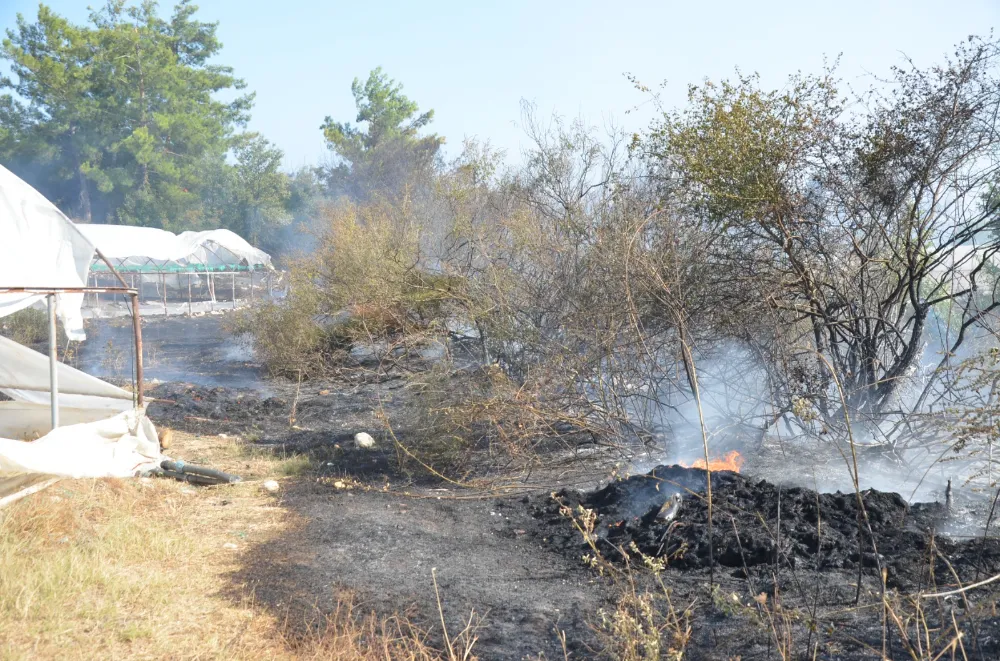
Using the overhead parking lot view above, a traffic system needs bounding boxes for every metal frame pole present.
[130,292,144,408]
[188,272,193,316]
[232,272,236,309]
[83,248,144,411]
[47,293,59,430]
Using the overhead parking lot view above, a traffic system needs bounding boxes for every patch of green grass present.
[276,454,312,477]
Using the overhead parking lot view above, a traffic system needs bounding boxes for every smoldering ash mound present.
[529,465,1000,591]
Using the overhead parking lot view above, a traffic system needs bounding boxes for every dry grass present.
[556,498,693,660]
[0,431,477,660]
[284,598,479,661]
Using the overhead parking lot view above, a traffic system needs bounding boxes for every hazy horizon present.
[3,0,998,169]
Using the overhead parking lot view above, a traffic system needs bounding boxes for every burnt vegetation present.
[9,2,1000,654]
[240,39,1000,476]
[224,37,1000,658]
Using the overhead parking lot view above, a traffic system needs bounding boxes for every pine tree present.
[321,67,443,201]
[1,1,254,229]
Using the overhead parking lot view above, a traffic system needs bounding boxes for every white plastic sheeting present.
[0,336,158,478]
[0,165,161,483]
[0,164,96,341]
[0,335,133,412]
[77,224,272,271]
[0,401,133,441]
[0,409,159,478]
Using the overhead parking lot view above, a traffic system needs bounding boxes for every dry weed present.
[0,431,478,660]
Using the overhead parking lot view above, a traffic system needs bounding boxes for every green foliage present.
[648,72,840,230]
[320,67,443,201]
[322,66,435,155]
[0,308,49,346]
[0,1,260,231]
[219,132,291,245]
[0,5,102,216]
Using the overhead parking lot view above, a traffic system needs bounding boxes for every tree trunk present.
[67,123,92,222]
[69,134,92,222]
[76,164,92,222]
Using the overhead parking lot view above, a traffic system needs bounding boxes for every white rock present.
[354,432,376,450]
[223,542,238,550]
[262,480,280,493]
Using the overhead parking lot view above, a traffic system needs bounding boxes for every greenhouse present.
[76,224,278,314]
[76,225,272,273]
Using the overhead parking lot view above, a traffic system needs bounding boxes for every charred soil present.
[527,465,1000,659]
[131,316,1000,659]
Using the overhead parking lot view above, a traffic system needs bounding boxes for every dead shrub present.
[557,496,693,660]
[236,197,467,379]
[237,116,662,476]
[309,198,464,335]
[230,285,329,378]
[399,362,610,474]
[596,578,691,661]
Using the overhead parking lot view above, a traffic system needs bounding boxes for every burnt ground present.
[133,314,615,658]
[146,378,615,658]
[89,314,1000,659]
[529,467,1000,658]
[232,480,607,659]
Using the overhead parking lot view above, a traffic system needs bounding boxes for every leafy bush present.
[0,308,49,346]
[229,281,329,379]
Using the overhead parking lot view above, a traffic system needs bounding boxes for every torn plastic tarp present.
[0,408,160,478]
[0,335,133,414]
[0,166,161,482]
[0,335,159,478]
[0,164,96,341]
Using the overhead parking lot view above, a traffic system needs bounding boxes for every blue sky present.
[2,0,999,169]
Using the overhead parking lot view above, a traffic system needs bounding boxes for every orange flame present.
[681,450,743,473]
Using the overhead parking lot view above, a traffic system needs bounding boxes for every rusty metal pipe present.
[47,293,59,430]
[130,292,144,408]
[0,286,134,294]
[94,248,128,289]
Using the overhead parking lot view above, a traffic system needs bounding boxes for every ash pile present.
[531,465,1000,591]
